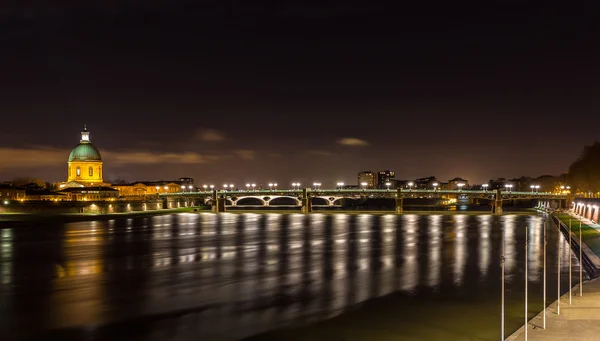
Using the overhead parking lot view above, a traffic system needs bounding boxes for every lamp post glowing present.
[457,183,464,191]
[181,185,186,192]
[525,225,529,341]
[361,182,367,190]
[337,182,344,190]
[268,183,273,191]
[188,185,193,191]
[209,185,214,190]
[543,220,547,329]
[156,186,160,193]
[313,182,321,190]
[273,183,277,190]
[203,185,208,191]
[432,182,438,191]
[535,185,540,193]
[557,218,561,315]
[163,186,168,192]
[501,222,505,340]
[530,185,535,193]
[246,183,250,191]
[569,218,572,305]
[408,182,414,191]
[385,182,391,191]
[580,218,583,297]
[482,183,489,192]
[251,183,256,191]
[505,184,513,192]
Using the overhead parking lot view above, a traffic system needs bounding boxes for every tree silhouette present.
[568,141,600,193]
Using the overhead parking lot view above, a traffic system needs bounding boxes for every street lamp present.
[209,185,214,190]
[337,182,344,190]
[385,182,391,190]
[530,185,535,193]
[188,185,193,191]
[229,184,234,191]
[457,183,465,191]
[313,182,321,190]
[432,182,438,191]
[203,185,208,191]
[408,182,414,191]
[156,186,160,193]
[268,183,273,190]
[504,184,512,192]
[163,186,168,192]
[361,182,368,190]
[246,183,251,191]
[181,185,186,192]
[251,183,256,191]
[535,185,540,193]
[274,183,278,190]
[482,184,488,192]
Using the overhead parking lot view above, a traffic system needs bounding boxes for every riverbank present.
[507,277,600,341]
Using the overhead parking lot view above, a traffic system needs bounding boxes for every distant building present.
[357,171,376,188]
[178,177,195,185]
[63,126,110,187]
[0,184,26,201]
[58,187,119,201]
[448,177,469,190]
[414,176,438,189]
[112,181,191,197]
[376,170,396,189]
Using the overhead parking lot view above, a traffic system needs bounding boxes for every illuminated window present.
[76,167,81,176]
[89,167,93,177]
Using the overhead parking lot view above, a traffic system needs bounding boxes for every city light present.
[534,185,540,193]
[292,182,301,190]
[408,182,414,191]
[385,182,391,190]
[313,182,322,190]
[337,182,345,189]
[504,184,513,192]
[251,183,256,190]
[457,183,465,191]
[482,184,489,191]
[361,182,368,190]
[432,182,439,191]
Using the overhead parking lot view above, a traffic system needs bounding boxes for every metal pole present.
[580,218,583,297]
[543,220,547,329]
[525,225,529,341]
[501,223,505,340]
[557,217,561,315]
[569,218,572,305]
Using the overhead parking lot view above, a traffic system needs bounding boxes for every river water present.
[0,212,584,341]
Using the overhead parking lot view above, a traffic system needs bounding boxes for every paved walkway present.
[508,274,600,341]
[568,211,600,229]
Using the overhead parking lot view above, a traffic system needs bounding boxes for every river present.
[0,212,584,341]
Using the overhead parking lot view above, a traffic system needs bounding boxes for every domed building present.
[63,126,108,187]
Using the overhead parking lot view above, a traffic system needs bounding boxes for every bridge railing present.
[158,189,565,197]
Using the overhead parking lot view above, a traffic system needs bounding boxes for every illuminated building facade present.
[65,126,108,187]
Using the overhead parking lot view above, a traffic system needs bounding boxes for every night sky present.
[1,1,598,186]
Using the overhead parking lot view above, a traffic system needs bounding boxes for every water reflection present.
[453,214,467,286]
[0,213,582,341]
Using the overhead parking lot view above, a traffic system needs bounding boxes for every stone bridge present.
[159,188,568,214]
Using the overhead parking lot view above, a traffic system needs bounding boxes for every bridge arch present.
[234,196,267,206]
[268,196,302,206]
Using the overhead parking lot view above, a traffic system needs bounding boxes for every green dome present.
[68,142,102,162]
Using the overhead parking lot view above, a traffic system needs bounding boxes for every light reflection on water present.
[0,213,586,341]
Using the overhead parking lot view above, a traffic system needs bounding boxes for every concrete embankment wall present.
[0,198,200,214]
[552,214,600,279]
